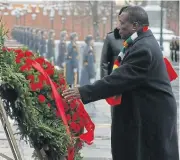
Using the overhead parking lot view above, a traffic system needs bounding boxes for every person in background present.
[80,35,96,86]
[170,37,175,62]
[56,31,68,68]
[47,30,55,62]
[66,32,79,87]
[100,6,126,117]
[39,30,47,57]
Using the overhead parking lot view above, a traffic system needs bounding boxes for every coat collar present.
[133,29,153,44]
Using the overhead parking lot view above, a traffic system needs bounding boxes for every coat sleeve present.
[100,35,111,78]
[79,46,152,104]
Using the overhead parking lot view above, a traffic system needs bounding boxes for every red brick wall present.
[1,7,111,40]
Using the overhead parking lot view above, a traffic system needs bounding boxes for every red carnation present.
[70,122,77,131]
[70,101,77,110]
[44,61,53,69]
[38,94,46,103]
[30,82,43,91]
[14,49,23,54]
[35,57,45,65]
[15,58,21,64]
[72,113,78,121]
[38,74,46,83]
[45,68,54,76]
[79,120,84,128]
[20,64,31,72]
[25,51,33,57]
[16,52,25,60]
[25,58,33,65]
[27,75,34,82]
[47,103,51,108]
[77,141,83,149]
[59,77,66,85]
[66,114,71,122]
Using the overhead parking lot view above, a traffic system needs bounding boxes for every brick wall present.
[1,7,112,40]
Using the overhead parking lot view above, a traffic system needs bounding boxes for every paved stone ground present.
[0,40,179,159]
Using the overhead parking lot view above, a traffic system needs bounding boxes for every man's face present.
[118,12,134,40]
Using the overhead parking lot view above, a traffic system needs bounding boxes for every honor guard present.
[80,35,96,86]
[39,30,47,57]
[65,32,79,87]
[33,29,40,53]
[56,31,68,68]
[47,30,55,62]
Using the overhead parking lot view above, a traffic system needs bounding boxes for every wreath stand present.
[0,98,54,160]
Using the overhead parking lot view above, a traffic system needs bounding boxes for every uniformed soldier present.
[80,35,96,86]
[47,30,55,62]
[56,31,68,68]
[65,32,79,87]
[29,28,36,51]
[39,30,47,57]
[33,29,40,53]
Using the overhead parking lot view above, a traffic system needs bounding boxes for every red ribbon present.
[31,60,95,160]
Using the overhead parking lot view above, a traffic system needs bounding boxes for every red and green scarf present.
[106,26,178,106]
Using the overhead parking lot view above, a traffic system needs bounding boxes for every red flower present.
[14,49,23,54]
[70,122,77,131]
[30,82,43,91]
[70,101,77,110]
[25,58,33,65]
[27,75,34,82]
[20,64,31,72]
[66,114,71,122]
[77,141,83,149]
[38,74,46,83]
[44,61,53,69]
[45,68,54,76]
[16,52,25,59]
[47,103,51,108]
[15,58,21,64]
[35,57,45,65]
[72,113,78,121]
[59,77,66,85]
[38,94,46,103]
[25,51,33,57]
[79,120,84,128]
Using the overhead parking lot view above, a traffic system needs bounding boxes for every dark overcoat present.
[80,45,96,86]
[47,39,55,60]
[65,42,79,85]
[57,41,67,67]
[79,30,179,160]
[39,37,46,57]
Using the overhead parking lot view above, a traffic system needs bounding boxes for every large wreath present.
[0,22,94,160]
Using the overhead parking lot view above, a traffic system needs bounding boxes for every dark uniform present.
[56,31,68,68]
[47,31,55,61]
[80,35,96,86]
[39,30,47,57]
[65,32,79,86]
[100,28,123,117]
[29,29,34,50]
[33,29,40,53]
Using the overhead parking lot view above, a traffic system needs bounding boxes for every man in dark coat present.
[63,6,179,160]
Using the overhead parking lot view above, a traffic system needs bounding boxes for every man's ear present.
[132,22,138,31]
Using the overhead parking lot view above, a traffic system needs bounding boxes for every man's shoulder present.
[106,31,114,38]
